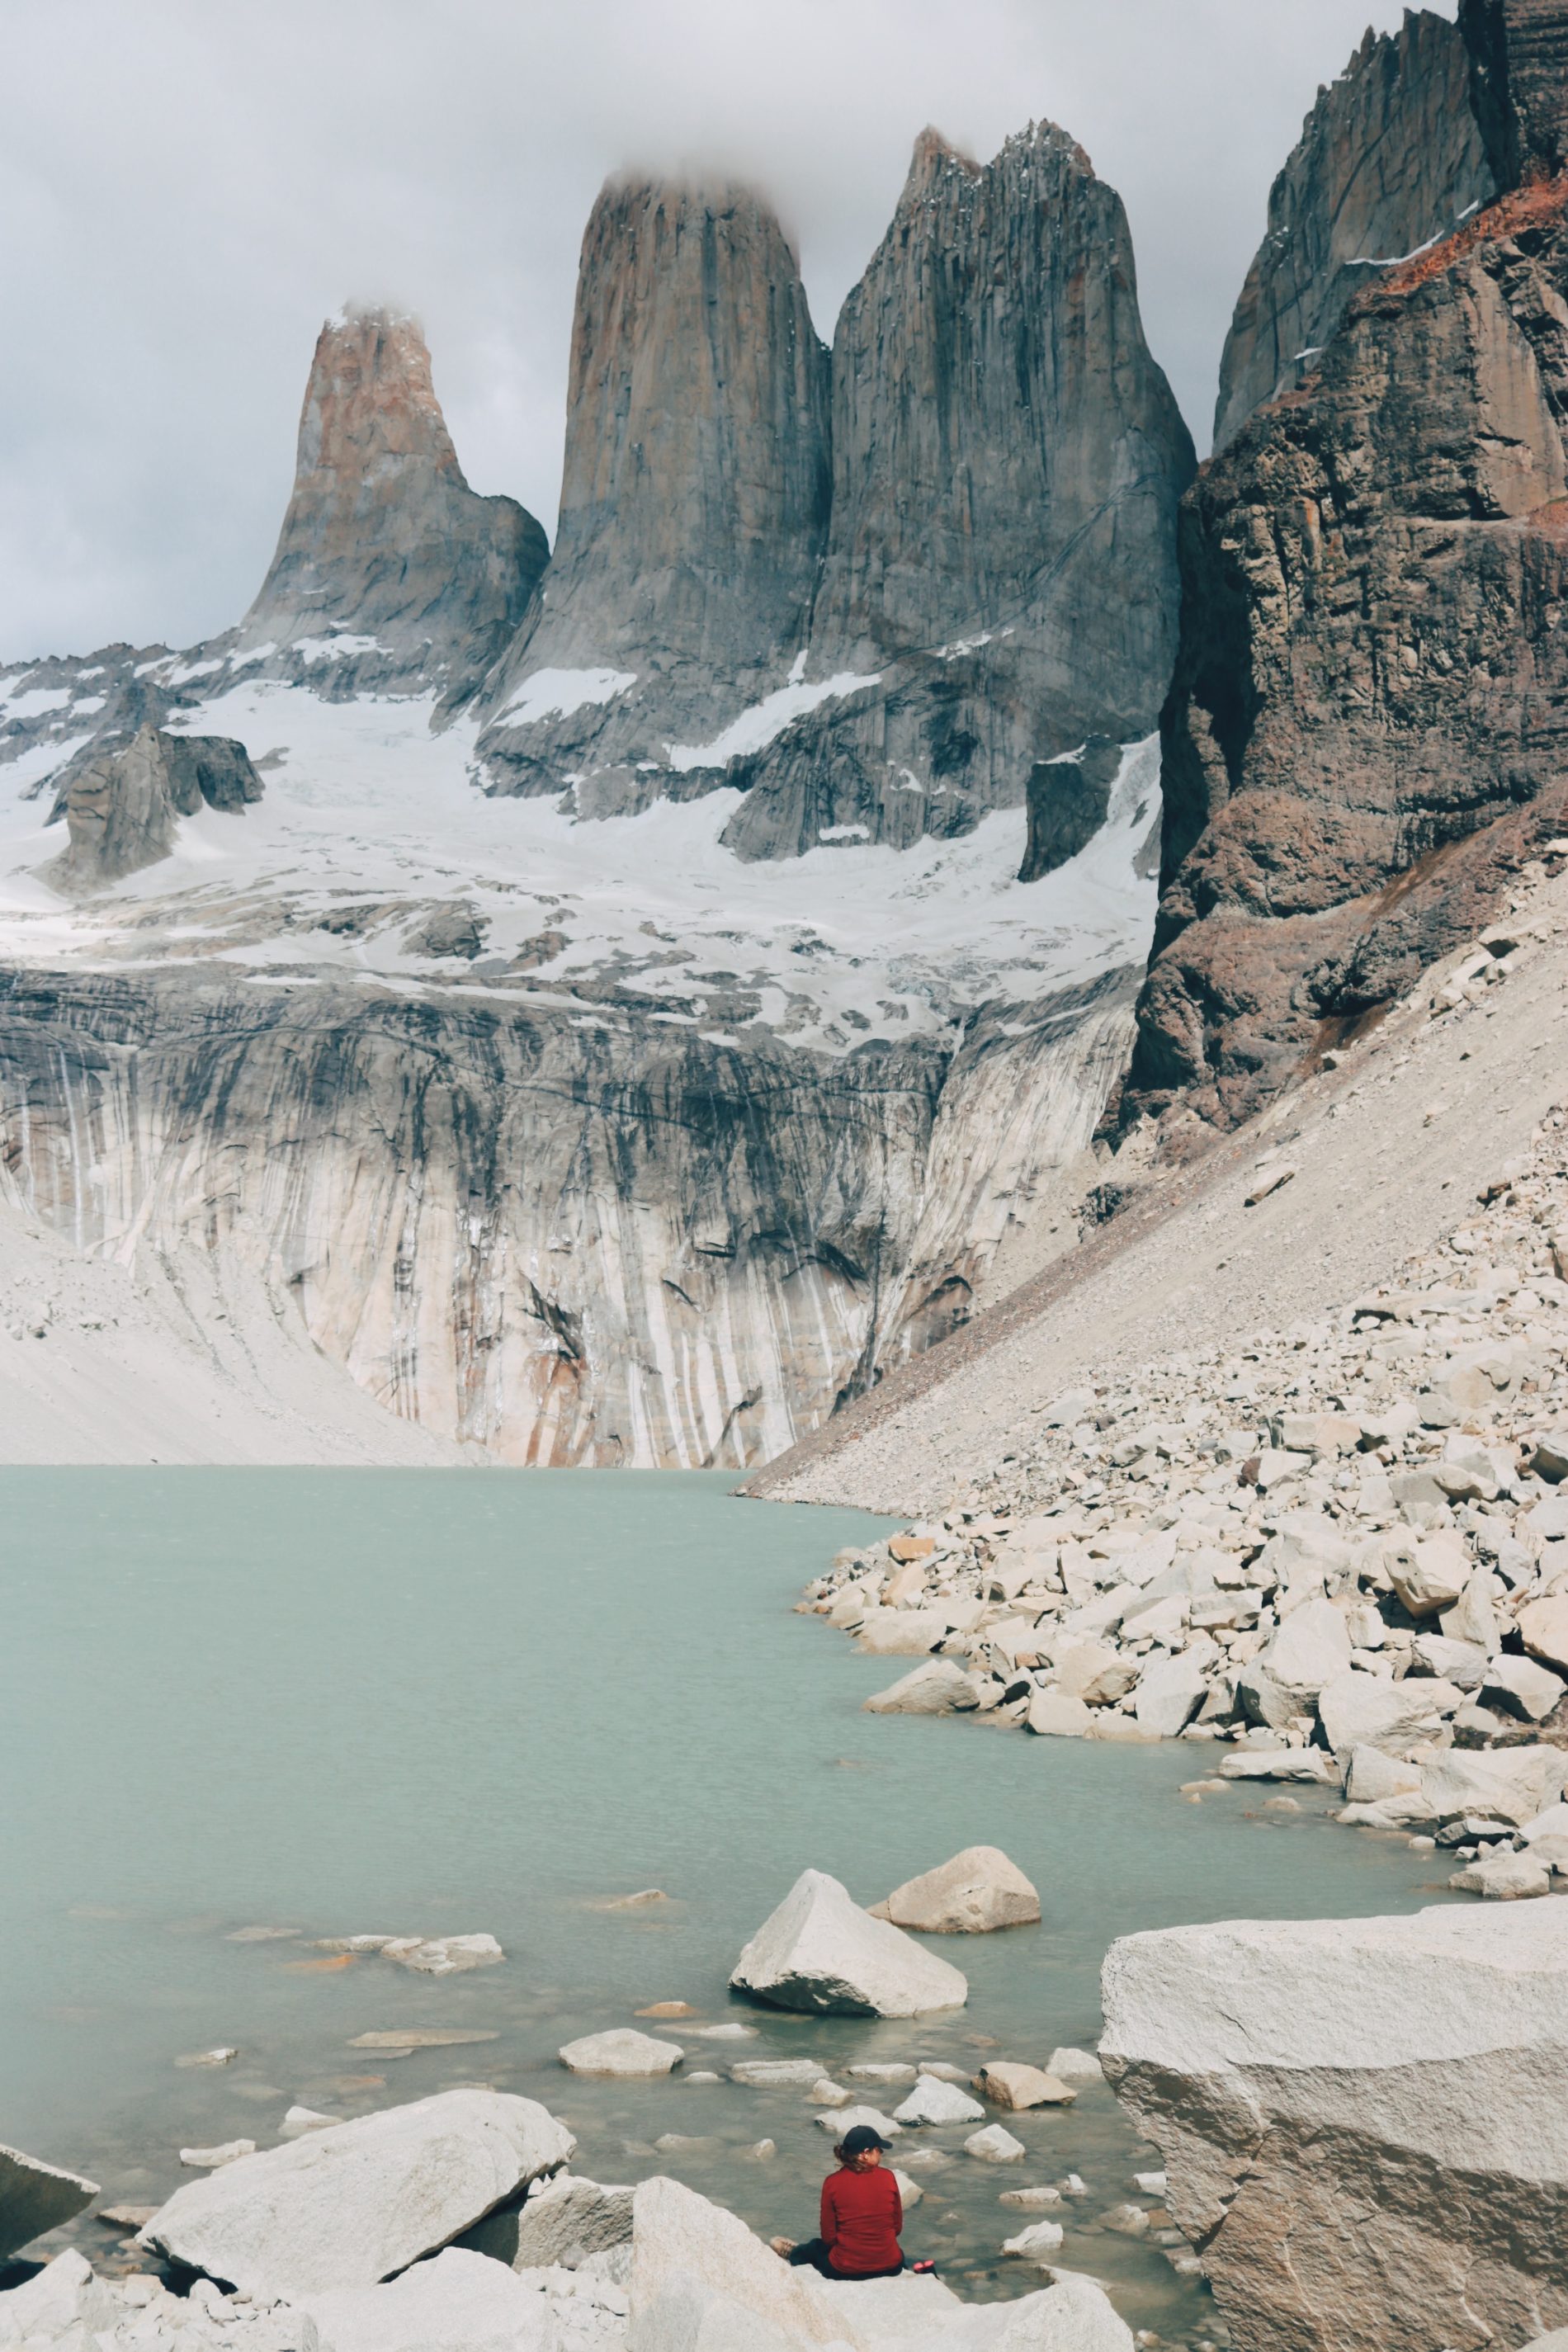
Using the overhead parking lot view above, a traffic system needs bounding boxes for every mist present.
[0,0,1457,658]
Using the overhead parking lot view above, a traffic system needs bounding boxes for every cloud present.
[0,0,1457,657]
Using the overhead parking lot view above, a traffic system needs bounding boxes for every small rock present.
[1448,1852,1551,1899]
[975,2062,1076,2111]
[278,2107,341,2138]
[1003,2218,1066,2261]
[174,2047,238,2070]
[728,2060,827,2088]
[382,1934,503,1976]
[1098,2202,1150,2236]
[1044,2047,1103,2081]
[892,2076,985,2127]
[559,2030,683,2078]
[999,2184,1064,2208]
[179,2141,257,2169]
[965,2123,1027,2163]
[815,2104,900,2137]
[635,2002,697,2019]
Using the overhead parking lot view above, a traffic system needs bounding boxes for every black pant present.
[787,2241,905,2280]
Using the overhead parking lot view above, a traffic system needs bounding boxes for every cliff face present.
[1123,3,1568,1141]
[1213,12,1494,452]
[721,126,1194,861]
[1462,0,1568,182]
[240,305,548,697]
[0,962,1135,1467]
[477,177,831,814]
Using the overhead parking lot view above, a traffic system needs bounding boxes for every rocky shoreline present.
[801,893,1568,1904]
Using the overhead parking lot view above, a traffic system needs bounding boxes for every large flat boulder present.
[870,1846,1041,1934]
[0,2142,99,2261]
[1100,1901,1568,2352]
[140,2090,574,2299]
[730,1870,967,2017]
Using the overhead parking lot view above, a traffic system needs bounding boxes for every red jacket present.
[820,2163,903,2274]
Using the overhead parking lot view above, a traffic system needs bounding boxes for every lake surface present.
[1,1469,1458,2338]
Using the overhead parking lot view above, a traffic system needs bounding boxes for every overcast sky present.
[2,0,1457,659]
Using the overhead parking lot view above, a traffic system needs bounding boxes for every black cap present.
[840,2124,890,2156]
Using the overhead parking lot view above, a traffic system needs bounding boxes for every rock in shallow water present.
[559,2030,684,2079]
[1100,1901,1568,2352]
[730,1869,968,2017]
[870,1845,1041,1934]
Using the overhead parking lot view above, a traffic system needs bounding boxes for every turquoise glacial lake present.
[0,1469,1458,2335]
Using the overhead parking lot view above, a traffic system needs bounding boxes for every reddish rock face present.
[1214,12,1493,453]
[242,305,547,692]
[1122,2,1568,1143]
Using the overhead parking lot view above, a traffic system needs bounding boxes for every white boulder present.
[1131,1653,1208,1738]
[863,1660,980,1715]
[730,1870,968,2017]
[560,2030,683,2077]
[1257,1597,1352,1699]
[0,2143,99,2261]
[1420,1745,1568,1827]
[510,2174,634,2269]
[976,2063,1075,2110]
[141,2090,574,2299]
[870,1846,1041,1934]
[0,2250,120,2342]
[966,2124,1026,2162]
[1101,1901,1568,2352]
[296,2247,555,2350]
[1002,2218,1066,2262]
[1025,1689,1094,1737]
[1318,1670,1460,1754]
[855,1611,949,1655]
[894,2076,985,2126]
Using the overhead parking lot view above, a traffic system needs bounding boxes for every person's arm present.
[890,2172,903,2236]
[820,2174,838,2250]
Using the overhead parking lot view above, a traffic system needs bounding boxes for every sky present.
[2,0,1457,660]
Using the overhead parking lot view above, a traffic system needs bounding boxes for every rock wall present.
[45,724,263,894]
[1213,12,1494,452]
[0,966,1131,1468]
[1462,0,1568,182]
[721,126,1194,862]
[1122,4,1568,1144]
[239,305,549,698]
[1101,1906,1568,2352]
[477,176,832,814]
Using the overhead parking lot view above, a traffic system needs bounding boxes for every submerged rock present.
[141,2090,574,2299]
[730,1869,968,2017]
[870,1845,1041,1934]
[1101,1901,1568,2352]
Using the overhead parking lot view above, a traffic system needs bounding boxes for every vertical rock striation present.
[1213,12,1495,453]
[240,305,548,697]
[1462,0,1568,183]
[477,177,831,813]
[722,126,1194,861]
[1122,1,1568,1141]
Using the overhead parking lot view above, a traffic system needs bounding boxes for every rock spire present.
[721,124,1195,860]
[241,305,547,692]
[477,175,832,813]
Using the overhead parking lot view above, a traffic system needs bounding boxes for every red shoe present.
[911,2260,937,2274]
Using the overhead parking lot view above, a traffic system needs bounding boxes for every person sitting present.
[771,2123,934,2278]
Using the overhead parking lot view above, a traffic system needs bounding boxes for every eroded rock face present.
[1100,1904,1568,2352]
[47,723,263,893]
[1462,0,1568,183]
[1214,12,1494,452]
[1124,172,1568,1137]
[241,306,548,697]
[477,175,830,810]
[722,126,1193,862]
[1124,1,1568,1142]
[0,962,1134,1468]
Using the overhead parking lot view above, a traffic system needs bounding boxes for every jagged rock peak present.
[719,116,1193,860]
[1214,10,1495,451]
[1461,0,1568,182]
[476,172,831,812]
[241,304,547,688]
